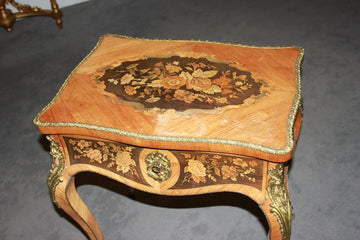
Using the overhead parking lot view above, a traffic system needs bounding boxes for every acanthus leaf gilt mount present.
[267,164,294,240]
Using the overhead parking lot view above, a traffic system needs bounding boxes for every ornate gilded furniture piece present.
[34,35,304,240]
[0,0,62,31]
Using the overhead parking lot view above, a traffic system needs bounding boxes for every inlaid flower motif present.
[212,75,232,86]
[86,149,102,163]
[179,71,193,81]
[110,144,122,152]
[188,77,212,92]
[162,76,187,89]
[233,158,249,168]
[249,160,258,167]
[165,63,182,73]
[174,89,196,103]
[185,160,207,183]
[221,88,233,94]
[221,165,238,180]
[67,138,140,179]
[115,151,135,173]
[77,140,90,149]
[187,160,206,177]
[212,76,233,94]
[181,153,258,185]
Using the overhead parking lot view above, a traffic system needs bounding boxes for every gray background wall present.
[1,0,359,239]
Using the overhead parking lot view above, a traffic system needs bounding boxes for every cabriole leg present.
[47,136,103,240]
[260,164,293,240]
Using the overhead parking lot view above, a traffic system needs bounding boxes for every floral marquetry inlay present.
[64,137,140,180]
[178,153,263,190]
[95,55,263,115]
[64,136,264,190]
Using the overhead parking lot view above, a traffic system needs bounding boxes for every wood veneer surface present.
[35,35,303,162]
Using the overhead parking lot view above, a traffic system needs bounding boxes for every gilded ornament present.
[46,136,65,207]
[145,151,172,182]
[267,164,293,240]
[0,0,62,31]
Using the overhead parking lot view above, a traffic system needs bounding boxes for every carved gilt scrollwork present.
[7,0,43,13]
[1,0,62,31]
[46,136,65,207]
[267,164,293,240]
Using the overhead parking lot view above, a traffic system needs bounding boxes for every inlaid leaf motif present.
[108,79,119,85]
[126,63,139,69]
[192,69,218,78]
[121,73,134,84]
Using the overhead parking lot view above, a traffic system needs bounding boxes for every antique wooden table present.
[34,35,303,240]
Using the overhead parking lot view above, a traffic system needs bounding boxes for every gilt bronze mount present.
[145,151,172,182]
[0,0,62,31]
[267,164,294,240]
[46,136,65,207]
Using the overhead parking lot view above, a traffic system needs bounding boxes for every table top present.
[34,35,304,162]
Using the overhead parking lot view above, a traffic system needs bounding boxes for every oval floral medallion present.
[95,55,262,115]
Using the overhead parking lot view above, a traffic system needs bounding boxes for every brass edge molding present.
[33,35,304,156]
[267,164,293,240]
[46,136,65,207]
[298,97,304,117]
[101,33,304,50]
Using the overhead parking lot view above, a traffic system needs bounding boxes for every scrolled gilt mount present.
[267,164,294,240]
[46,136,65,207]
[0,0,62,31]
